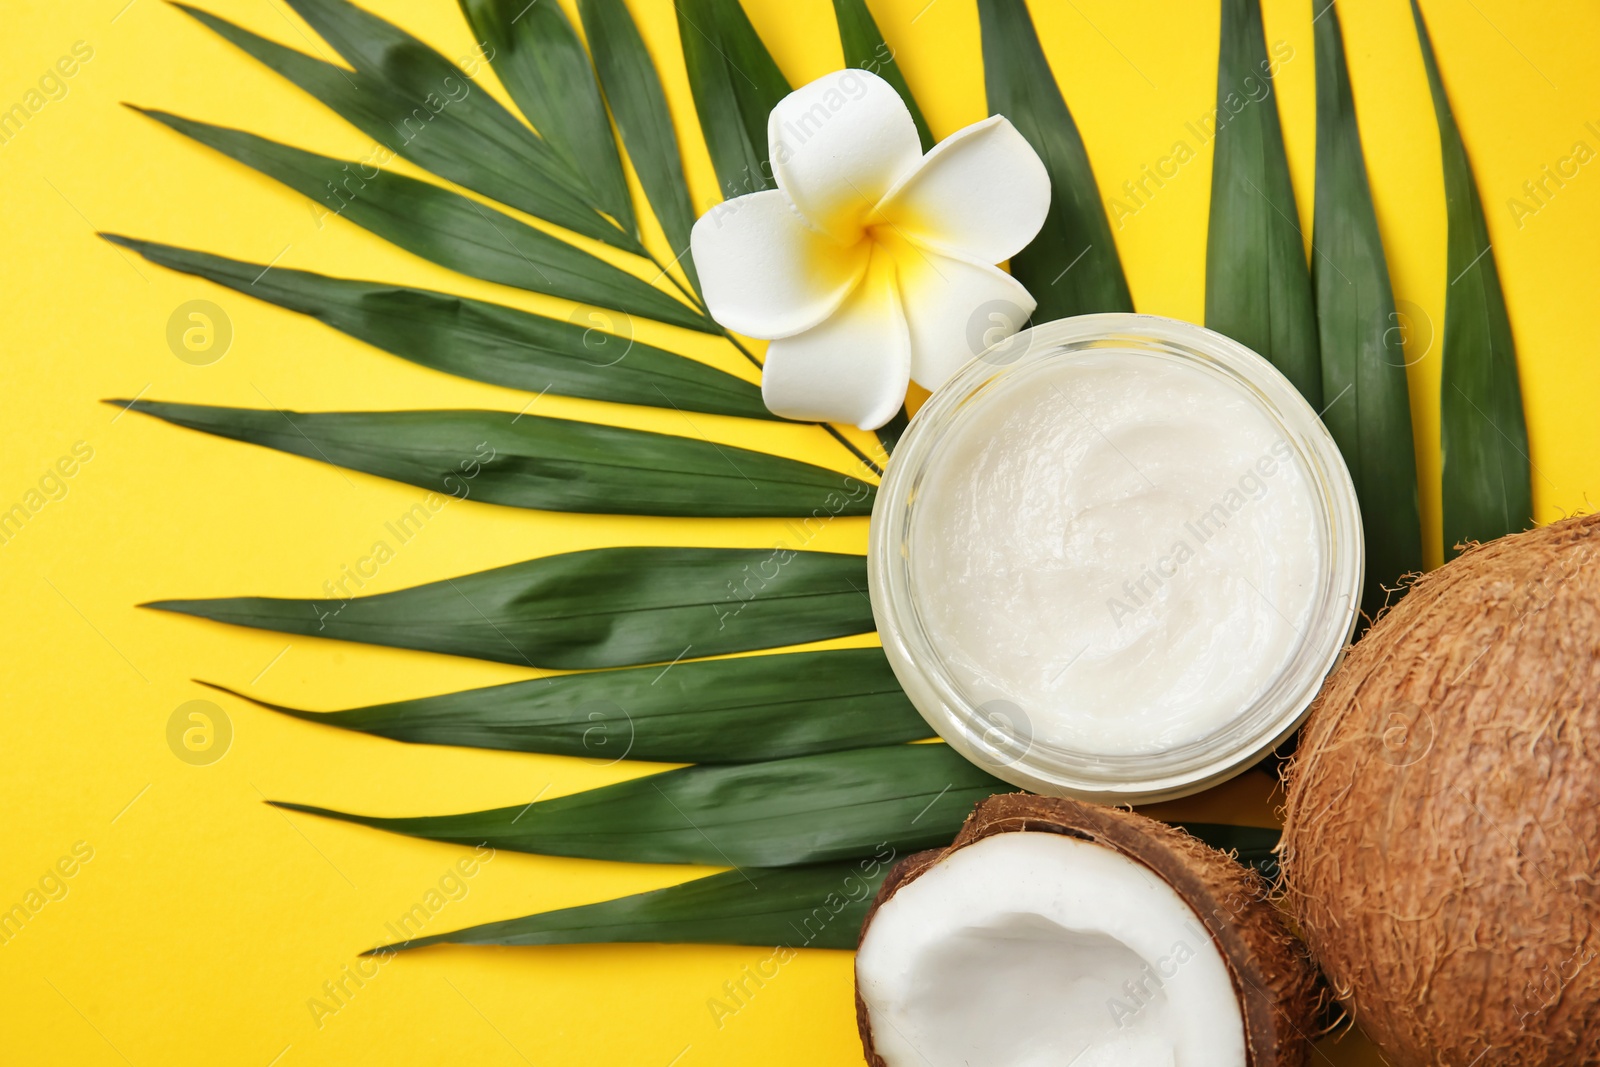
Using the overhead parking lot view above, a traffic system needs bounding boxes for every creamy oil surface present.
[910,350,1324,756]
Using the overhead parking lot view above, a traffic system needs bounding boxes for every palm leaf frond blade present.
[1310,0,1422,614]
[179,1,637,251]
[831,0,933,151]
[675,0,790,198]
[976,0,1133,320]
[458,0,639,237]
[209,647,927,763]
[146,547,875,669]
[103,236,766,417]
[1205,0,1321,405]
[1410,0,1531,552]
[271,744,1007,866]
[117,399,874,518]
[136,108,712,332]
[375,860,890,952]
[578,0,704,293]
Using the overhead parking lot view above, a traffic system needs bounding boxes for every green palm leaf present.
[374,859,892,953]
[371,823,1279,953]
[976,0,1132,320]
[1411,0,1531,552]
[102,236,765,417]
[135,108,711,332]
[875,408,908,461]
[832,0,932,151]
[457,0,638,239]
[675,0,790,198]
[126,0,1337,964]
[1206,0,1321,406]
[270,743,1006,866]
[206,647,928,763]
[116,399,873,518]
[147,547,874,669]
[176,1,635,253]
[1311,0,1422,616]
[577,0,704,295]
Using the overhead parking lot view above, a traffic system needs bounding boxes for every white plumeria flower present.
[690,69,1051,431]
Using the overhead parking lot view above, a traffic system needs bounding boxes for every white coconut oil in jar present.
[869,314,1363,802]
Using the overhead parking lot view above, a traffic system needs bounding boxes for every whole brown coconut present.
[1282,513,1600,1066]
[856,793,1323,1066]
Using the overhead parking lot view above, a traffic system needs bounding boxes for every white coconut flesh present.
[856,831,1247,1067]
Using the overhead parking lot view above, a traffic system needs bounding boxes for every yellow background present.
[3,0,1596,1062]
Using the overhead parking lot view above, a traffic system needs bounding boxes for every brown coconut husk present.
[856,793,1323,1067]
[1282,513,1600,1066]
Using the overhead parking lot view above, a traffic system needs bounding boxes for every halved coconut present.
[855,794,1320,1067]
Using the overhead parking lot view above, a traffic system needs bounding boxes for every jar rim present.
[868,313,1364,804]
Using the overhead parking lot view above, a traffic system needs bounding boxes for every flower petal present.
[768,69,923,243]
[691,189,870,339]
[761,250,910,430]
[892,243,1036,391]
[877,116,1050,263]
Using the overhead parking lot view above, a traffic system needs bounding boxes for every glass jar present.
[869,313,1364,803]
